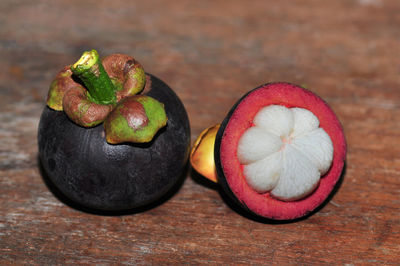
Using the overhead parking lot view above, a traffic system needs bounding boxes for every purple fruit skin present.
[38,74,190,211]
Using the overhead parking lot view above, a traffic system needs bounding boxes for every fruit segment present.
[237,105,333,201]
[190,125,220,183]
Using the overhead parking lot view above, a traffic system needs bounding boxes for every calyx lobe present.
[104,95,167,144]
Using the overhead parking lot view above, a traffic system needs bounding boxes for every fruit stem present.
[71,49,116,105]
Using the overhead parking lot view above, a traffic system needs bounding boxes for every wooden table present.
[1,0,399,264]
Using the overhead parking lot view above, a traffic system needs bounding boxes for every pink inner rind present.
[219,83,346,220]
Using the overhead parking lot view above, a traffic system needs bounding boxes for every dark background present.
[0,0,399,264]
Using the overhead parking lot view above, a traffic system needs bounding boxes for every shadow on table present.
[190,163,347,224]
[38,155,188,216]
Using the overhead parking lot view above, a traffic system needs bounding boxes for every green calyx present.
[70,49,117,105]
[104,95,168,144]
[46,49,167,144]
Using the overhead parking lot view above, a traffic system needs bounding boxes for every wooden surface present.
[1,0,399,264]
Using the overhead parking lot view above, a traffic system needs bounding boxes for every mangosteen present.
[191,83,346,220]
[38,49,190,211]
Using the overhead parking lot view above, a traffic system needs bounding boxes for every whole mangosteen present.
[38,50,190,211]
[191,83,346,220]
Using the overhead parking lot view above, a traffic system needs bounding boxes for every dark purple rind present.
[38,74,190,211]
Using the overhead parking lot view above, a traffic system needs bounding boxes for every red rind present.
[217,83,346,220]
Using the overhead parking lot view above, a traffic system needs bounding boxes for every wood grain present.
[0,0,399,264]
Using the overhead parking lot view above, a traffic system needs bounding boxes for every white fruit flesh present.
[237,105,333,201]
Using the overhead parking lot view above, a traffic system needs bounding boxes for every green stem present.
[71,49,116,105]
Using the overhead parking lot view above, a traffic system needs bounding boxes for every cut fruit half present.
[213,83,346,220]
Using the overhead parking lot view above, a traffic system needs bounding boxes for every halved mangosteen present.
[191,83,346,220]
[38,50,190,211]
